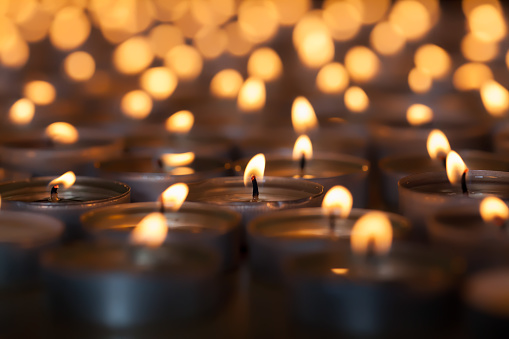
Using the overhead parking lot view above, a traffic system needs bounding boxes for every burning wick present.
[461,169,469,196]
[438,154,446,169]
[50,185,59,202]
[251,175,259,201]
[299,152,306,175]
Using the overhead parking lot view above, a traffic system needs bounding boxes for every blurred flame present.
[408,67,432,94]
[64,51,95,82]
[389,0,431,41]
[166,110,194,134]
[48,171,76,189]
[293,11,334,68]
[316,62,349,94]
[247,47,282,82]
[480,80,509,116]
[9,98,34,125]
[210,69,243,99]
[406,104,433,126]
[292,135,313,162]
[461,33,498,62]
[292,96,318,134]
[148,24,184,59]
[370,21,406,56]
[237,77,266,112]
[330,268,349,275]
[323,0,362,41]
[345,46,380,83]
[414,44,451,80]
[194,26,228,59]
[273,0,310,26]
[140,67,178,100]
[23,80,56,106]
[468,4,506,43]
[344,86,369,113]
[161,183,189,211]
[427,129,451,160]
[225,21,253,56]
[113,36,154,75]
[130,212,168,248]
[453,62,493,91]
[160,152,195,167]
[480,196,508,224]
[121,90,153,120]
[49,6,90,51]
[446,151,468,185]
[359,0,391,24]
[322,185,353,219]
[351,211,393,256]
[244,153,265,186]
[238,0,279,44]
[45,122,79,144]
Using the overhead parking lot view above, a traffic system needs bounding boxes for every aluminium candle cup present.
[41,242,223,329]
[96,155,232,202]
[233,152,369,208]
[186,177,324,233]
[0,211,63,288]
[81,202,242,271]
[398,170,509,236]
[0,128,123,176]
[247,208,411,283]
[463,268,509,338]
[427,204,509,272]
[283,245,465,337]
[0,177,130,240]
[380,150,509,210]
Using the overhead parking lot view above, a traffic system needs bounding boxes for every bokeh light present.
[210,69,243,99]
[113,36,154,75]
[247,47,282,82]
[164,44,203,81]
[140,67,178,100]
[316,62,349,94]
[121,90,153,120]
[344,86,369,113]
[64,51,95,82]
[345,46,380,83]
[9,98,35,125]
[453,62,493,91]
[23,80,56,106]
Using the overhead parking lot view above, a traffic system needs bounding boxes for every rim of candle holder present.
[0,176,131,208]
[0,210,64,247]
[81,201,242,236]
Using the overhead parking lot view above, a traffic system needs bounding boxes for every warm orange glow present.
[330,268,349,275]
[238,0,279,43]
[506,50,509,70]
[23,80,56,106]
[408,67,433,93]
[468,4,506,43]
[0,31,29,69]
[210,69,243,99]
[427,129,451,160]
[140,67,178,100]
[414,44,451,80]
[344,46,380,83]
[462,0,502,16]
[293,12,334,68]
[291,97,318,134]
[461,33,499,62]
[323,0,362,41]
[446,151,468,185]
[224,21,253,57]
[49,6,90,50]
[237,77,266,112]
[480,80,509,117]
[121,90,153,120]
[48,171,76,189]
[130,212,168,248]
[322,185,353,219]
[480,197,509,225]
[273,0,310,26]
[189,0,235,26]
[164,44,203,81]
[113,36,154,75]
[63,51,95,82]
[16,3,52,43]
[160,152,195,168]
[344,86,369,113]
[166,110,194,134]
[292,135,313,162]
[316,62,349,94]
[453,63,493,91]
[45,122,79,144]
[351,211,393,256]
[389,0,431,41]
[370,20,406,56]
[148,24,184,59]
[9,98,35,125]
[406,104,433,126]
[244,153,265,187]
[161,183,189,211]
[359,0,391,24]
[194,26,228,59]
[247,47,282,82]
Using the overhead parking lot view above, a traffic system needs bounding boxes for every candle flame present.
[48,171,76,189]
[291,96,318,134]
[406,104,433,126]
[160,183,189,212]
[331,268,349,275]
[165,110,194,134]
[446,151,468,185]
[292,135,313,162]
[23,80,56,106]
[344,86,369,113]
[9,98,35,125]
[322,186,353,219]
[427,129,451,160]
[45,122,79,144]
[130,212,168,248]
[159,152,195,168]
[351,211,393,257]
[244,153,265,186]
[237,77,266,112]
[480,80,509,117]
[480,197,508,225]
[210,69,243,99]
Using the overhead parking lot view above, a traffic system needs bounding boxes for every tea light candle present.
[81,202,241,271]
[284,212,464,337]
[0,210,63,287]
[0,173,130,240]
[97,153,231,202]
